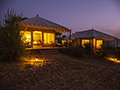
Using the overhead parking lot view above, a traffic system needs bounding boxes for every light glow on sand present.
[106,57,120,63]
[23,57,46,66]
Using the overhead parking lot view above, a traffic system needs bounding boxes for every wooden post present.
[31,31,33,47]
[91,38,93,48]
[95,39,97,49]
[80,39,82,46]
[69,30,71,39]
[42,31,44,47]
[91,38,93,55]
[67,32,69,47]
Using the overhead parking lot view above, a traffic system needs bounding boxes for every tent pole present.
[67,32,69,47]
[95,39,97,50]
[42,31,44,47]
[91,38,93,54]
[31,31,33,47]
[115,39,118,50]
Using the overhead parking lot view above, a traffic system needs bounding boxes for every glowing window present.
[82,39,90,47]
[96,40,103,48]
[21,31,31,45]
[33,31,42,45]
[93,39,95,47]
[44,33,55,44]
[62,40,67,45]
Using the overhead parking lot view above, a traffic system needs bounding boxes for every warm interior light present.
[33,41,37,44]
[93,39,95,47]
[33,31,42,46]
[21,31,31,45]
[82,39,90,47]
[26,35,31,42]
[96,40,103,48]
[44,33,55,44]
[21,31,55,46]
[62,40,67,45]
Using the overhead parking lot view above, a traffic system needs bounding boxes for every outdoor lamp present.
[36,56,38,61]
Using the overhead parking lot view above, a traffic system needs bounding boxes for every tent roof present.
[21,15,70,33]
[72,28,117,40]
[64,28,117,40]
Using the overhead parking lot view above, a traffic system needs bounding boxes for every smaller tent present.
[65,28,118,49]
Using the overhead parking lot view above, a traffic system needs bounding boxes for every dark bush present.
[97,42,116,57]
[69,45,86,57]
[0,9,26,62]
[60,42,94,58]
[115,50,120,58]
[84,42,93,55]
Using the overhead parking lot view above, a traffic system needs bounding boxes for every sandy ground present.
[0,54,120,90]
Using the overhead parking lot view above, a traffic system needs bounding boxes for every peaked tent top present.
[21,15,70,33]
[64,28,117,40]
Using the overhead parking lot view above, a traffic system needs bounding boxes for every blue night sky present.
[0,0,120,38]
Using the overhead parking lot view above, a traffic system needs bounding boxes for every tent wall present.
[72,38,104,49]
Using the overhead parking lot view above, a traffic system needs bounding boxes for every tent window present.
[96,40,103,48]
[33,31,42,46]
[21,31,31,45]
[93,39,95,47]
[62,40,66,46]
[44,33,55,44]
[82,39,90,47]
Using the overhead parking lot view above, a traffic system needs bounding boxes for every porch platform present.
[26,47,67,50]
[26,47,67,54]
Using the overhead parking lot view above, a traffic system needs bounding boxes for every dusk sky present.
[0,0,120,38]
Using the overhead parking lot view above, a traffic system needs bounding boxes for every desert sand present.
[0,54,120,90]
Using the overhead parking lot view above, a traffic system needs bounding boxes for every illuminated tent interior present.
[20,15,71,47]
[64,28,118,49]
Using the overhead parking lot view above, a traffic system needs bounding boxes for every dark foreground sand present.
[0,54,120,90]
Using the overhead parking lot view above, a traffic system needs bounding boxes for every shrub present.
[84,42,93,55]
[97,42,116,57]
[115,50,120,58]
[60,42,94,58]
[69,45,86,57]
[0,9,26,62]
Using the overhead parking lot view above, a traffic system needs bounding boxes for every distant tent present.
[70,28,117,40]
[64,28,118,49]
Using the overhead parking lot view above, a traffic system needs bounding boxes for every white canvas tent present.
[20,15,71,47]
